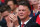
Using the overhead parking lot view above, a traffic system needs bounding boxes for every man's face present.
[7,1,15,10]
[38,0,40,10]
[2,11,9,18]
[18,5,30,20]
[30,0,38,5]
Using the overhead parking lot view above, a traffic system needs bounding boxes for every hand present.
[8,14,19,27]
[5,16,14,27]
[5,14,19,27]
[8,14,18,23]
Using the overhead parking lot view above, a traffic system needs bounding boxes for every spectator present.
[29,0,39,17]
[17,0,40,27]
[0,5,11,27]
[7,0,17,14]
[0,5,20,27]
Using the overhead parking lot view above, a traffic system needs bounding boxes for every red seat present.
[36,14,40,25]
[1,0,5,3]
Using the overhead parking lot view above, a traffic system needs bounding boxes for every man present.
[4,1,40,27]
[0,5,11,27]
[7,0,17,14]
[29,0,39,17]
[1,5,20,27]
[17,0,40,27]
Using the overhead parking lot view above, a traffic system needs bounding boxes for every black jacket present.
[24,16,40,27]
[0,18,7,27]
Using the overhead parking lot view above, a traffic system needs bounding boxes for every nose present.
[20,11,23,14]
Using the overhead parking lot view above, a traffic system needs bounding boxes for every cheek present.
[10,5,13,8]
[2,14,6,16]
[18,12,20,16]
[38,4,40,9]
[23,11,28,16]
[38,4,40,7]
[32,1,37,4]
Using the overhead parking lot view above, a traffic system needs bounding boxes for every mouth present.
[20,15,23,16]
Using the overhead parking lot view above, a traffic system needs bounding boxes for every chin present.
[19,17,24,20]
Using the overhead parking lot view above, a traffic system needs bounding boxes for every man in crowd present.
[29,0,39,17]
[7,0,17,14]
[7,0,39,27]
[17,0,40,27]
[0,0,40,27]
[0,5,20,27]
[0,5,11,27]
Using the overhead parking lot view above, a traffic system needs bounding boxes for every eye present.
[22,10,26,11]
[18,10,21,11]
[3,15,8,18]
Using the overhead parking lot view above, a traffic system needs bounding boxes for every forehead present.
[3,11,9,13]
[2,11,9,16]
[18,5,29,10]
[7,1,14,4]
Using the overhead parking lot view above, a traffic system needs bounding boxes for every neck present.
[33,4,38,10]
[21,16,30,23]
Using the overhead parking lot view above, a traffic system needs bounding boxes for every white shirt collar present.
[21,18,31,25]
[18,18,32,27]
[18,25,20,27]
[33,9,38,14]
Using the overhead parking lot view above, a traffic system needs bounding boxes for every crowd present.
[0,0,40,27]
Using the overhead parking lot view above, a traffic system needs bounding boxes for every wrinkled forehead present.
[2,11,9,16]
[2,11,9,14]
[18,5,29,10]
[7,1,14,5]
